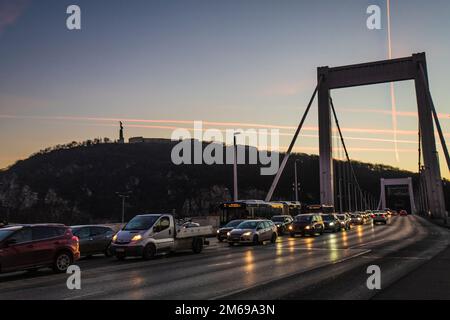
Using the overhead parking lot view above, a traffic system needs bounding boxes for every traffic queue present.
[0,204,402,275]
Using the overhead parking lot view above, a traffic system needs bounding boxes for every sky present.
[0,0,449,179]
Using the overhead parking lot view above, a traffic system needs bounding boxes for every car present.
[71,225,115,257]
[399,209,408,216]
[372,211,389,224]
[336,213,352,230]
[350,213,364,225]
[0,224,80,274]
[271,215,293,235]
[216,219,244,242]
[227,220,277,246]
[289,214,324,237]
[321,214,341,232]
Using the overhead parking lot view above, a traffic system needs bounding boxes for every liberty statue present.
[119,121,124,143]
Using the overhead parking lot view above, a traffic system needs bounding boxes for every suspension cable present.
[329,96,369,209]
[265,76,323,202]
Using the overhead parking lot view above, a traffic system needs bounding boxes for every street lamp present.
[293,159,301,202]
[233,132,241,202]
[116,191,131,223]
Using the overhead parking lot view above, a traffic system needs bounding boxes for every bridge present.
[266,52,449,225]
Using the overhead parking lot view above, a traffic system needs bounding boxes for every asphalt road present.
[0,215,448,300]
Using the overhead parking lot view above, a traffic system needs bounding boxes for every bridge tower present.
[318,53,447,220]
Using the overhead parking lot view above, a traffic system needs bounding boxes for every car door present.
[152,216,173,251]
[1,227,33,271]
[263,221,272,241]
[89,227,109,254]
[74,227,91,255]
[31,226,61,265]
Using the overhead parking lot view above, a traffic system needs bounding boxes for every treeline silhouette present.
[0,139,447,224]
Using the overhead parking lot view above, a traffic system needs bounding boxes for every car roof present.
[12,223,66,227]
[70,225,113,229]
[0,225,23,231]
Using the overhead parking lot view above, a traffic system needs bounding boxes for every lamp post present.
[233,132,241,202]
[294,159,301,202]
[116,191,131,223]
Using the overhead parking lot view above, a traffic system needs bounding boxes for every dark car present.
[0,224,80,274]
[216,220,244,242]
[271,215,293,235]
[336,214,352,230]
[71,225,115,257]
[289,214,324,237]
[321,214,341,232]
[350,212,364,225]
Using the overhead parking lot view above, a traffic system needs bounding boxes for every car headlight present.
[357,217,361,220]
[305,226,310,230]
[288,225,293,230]
[131,234,142,242]
[227,232,231,236]
[112,234,118,242]
[242,232,252,236]
[217,230,220,234]
[329,222,334,226]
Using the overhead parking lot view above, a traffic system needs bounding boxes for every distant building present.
[128,137,169,144]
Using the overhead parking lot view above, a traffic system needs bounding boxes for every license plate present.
[115,248,125,253]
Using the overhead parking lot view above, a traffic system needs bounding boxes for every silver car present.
[227,220,278,246]
[372,210,389,224]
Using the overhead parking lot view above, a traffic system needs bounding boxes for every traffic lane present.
[0,217,408,299]
[224,215,446,300]
[0,219,380,284]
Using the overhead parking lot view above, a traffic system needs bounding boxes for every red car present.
[0,224,80,274]
[399,210,408,216]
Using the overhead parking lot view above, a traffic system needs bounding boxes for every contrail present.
[387,0,400,162]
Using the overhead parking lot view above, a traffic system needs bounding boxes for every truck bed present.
[175,225,213,239]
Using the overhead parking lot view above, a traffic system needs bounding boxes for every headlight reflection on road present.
[341,231,348,248]
[328,234,339,261]
[357,226,364,243]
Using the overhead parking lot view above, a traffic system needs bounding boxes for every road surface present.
[0,215,448,300]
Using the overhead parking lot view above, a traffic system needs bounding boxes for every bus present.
[301,204,335,215]
[219,200,302,225]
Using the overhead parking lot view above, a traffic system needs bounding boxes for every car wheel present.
[192,237,204,254]
[253,235,259,245]
[143,244,156,260]
[270,233,277,244]
[104,245,112,257]
[53,251,73,273]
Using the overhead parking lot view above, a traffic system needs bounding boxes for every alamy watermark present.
[170,121,280,175]
[366,265,381,290]
[66,265,81,290]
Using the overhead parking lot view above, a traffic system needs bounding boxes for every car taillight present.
[72,236,79,242]
[371,215,375,218]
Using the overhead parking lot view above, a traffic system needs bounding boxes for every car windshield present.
[336,215,346,220]
[0,229,15,242]
[124,216,159,231]
[225,220,243,228]
[295,215,312,222]
[322,215,334,221]
[271,216,285,222]
[237,221,258,229]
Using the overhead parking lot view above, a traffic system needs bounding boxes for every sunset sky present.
[0,0,449,179]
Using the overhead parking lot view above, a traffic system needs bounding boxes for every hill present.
[0,139,444,224]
